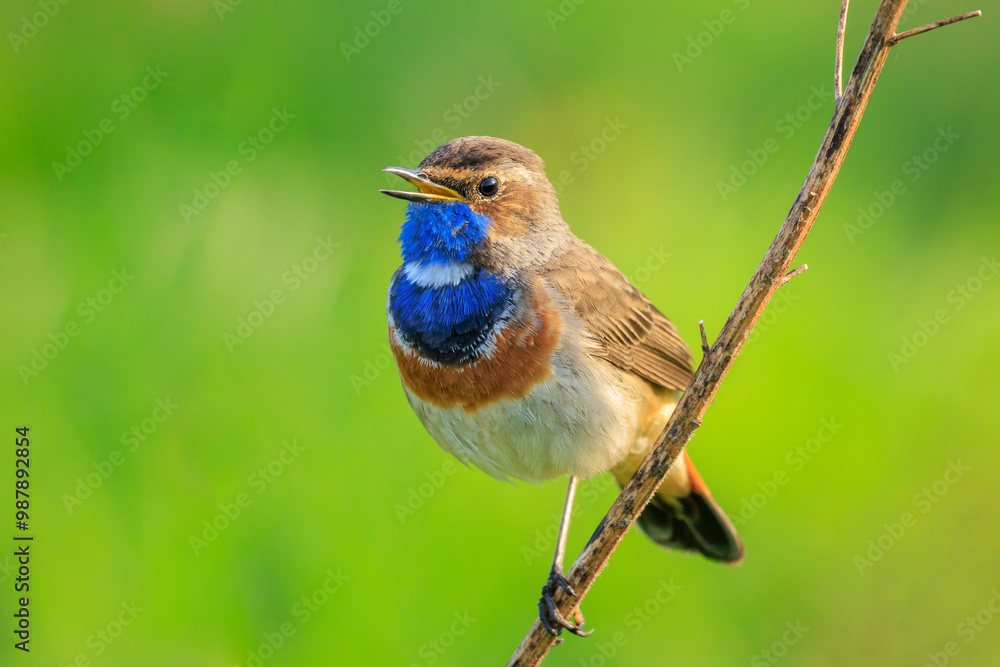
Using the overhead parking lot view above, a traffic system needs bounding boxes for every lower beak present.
[380,167,466,203]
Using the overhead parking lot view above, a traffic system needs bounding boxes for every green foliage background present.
[1,1,998,664]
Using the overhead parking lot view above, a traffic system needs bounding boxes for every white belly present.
[403,343,650,484]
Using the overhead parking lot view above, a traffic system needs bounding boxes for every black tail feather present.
[635,491,745,564]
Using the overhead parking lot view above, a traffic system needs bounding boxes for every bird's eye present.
[477,176,499,198]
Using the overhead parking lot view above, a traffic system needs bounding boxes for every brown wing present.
[542,239,694,390]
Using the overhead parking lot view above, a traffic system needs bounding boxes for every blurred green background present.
[2,1,998,665]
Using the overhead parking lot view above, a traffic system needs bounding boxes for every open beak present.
[380,167,466,203]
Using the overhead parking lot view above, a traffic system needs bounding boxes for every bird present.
[381,136,744,636]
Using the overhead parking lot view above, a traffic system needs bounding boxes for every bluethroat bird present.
[382,136,744,636]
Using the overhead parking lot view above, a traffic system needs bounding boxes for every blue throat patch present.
[390,202,513,364]
[398,201,491,264]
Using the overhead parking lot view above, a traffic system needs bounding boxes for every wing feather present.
[542,239,694,390]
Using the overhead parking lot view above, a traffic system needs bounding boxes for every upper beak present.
[380,167,466,203]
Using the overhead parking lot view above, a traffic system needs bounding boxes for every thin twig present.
[698,319,711,358]
[835,0,850,102]
[506,1,981,665]
[780,264,809,286]
[890,11,981,44]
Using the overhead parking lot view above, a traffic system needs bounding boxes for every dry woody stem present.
[835,0,850,101]
[507,1,981,665]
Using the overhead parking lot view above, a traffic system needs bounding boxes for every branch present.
[507,1,980,664]
[781,263,809,286]
[698,319,711,358]
[835,0,850,101]
[889,10,981,44]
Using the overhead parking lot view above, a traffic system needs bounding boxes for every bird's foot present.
[537,567,593,637]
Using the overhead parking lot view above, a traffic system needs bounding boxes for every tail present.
[613,450,745,564]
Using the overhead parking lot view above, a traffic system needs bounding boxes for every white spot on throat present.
[403,261,474,288]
